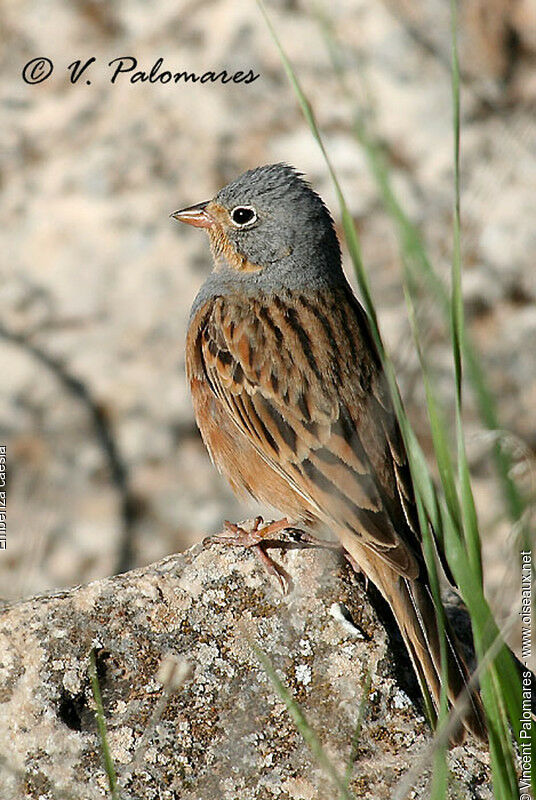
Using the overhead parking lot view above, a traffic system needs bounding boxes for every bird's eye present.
[230,206,257,227]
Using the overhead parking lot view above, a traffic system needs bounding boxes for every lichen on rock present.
[0,537,491,799]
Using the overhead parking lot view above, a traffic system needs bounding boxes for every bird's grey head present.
[172,163,344,292]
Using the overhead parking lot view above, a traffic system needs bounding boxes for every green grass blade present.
[315,9,527,532]
[256,0,381,350]
[439,499,532,795]
[405,274,522,793]
[343,670,371,789]
[89,649,120,800]
[415,494,449,799]
[253,645,354,800]
[455,405,483,582]
[449,0,483,586]
[463,343,527,524]
[402,278,464,539]
[446,19,520,794]
[449,0,463,405]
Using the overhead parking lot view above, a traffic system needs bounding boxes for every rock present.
[2,1,535,642]
[0,536,490,799]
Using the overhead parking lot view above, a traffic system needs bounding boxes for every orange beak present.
[170,201,215,229]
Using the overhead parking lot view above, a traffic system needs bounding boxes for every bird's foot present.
[211,516,290,547]
[205,518,365,594]
[205,516,294,594]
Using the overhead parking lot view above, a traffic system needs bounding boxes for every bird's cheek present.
[260,240,294,265]
[257,223,296,264]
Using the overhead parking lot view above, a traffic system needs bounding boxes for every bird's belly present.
[190,376,317,523]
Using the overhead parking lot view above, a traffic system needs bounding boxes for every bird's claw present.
[204,517,293,595]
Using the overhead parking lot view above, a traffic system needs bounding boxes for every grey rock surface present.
[0,537,490,799]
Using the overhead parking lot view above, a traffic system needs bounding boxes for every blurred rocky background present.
[1,0,535,660]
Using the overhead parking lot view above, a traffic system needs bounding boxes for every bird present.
[171,162,486,743]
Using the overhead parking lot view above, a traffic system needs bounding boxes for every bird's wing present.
[190,287,422,579]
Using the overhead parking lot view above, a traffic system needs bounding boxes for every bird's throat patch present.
[209,225,263,273]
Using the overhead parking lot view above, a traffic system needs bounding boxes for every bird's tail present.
[382,571,487,744]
